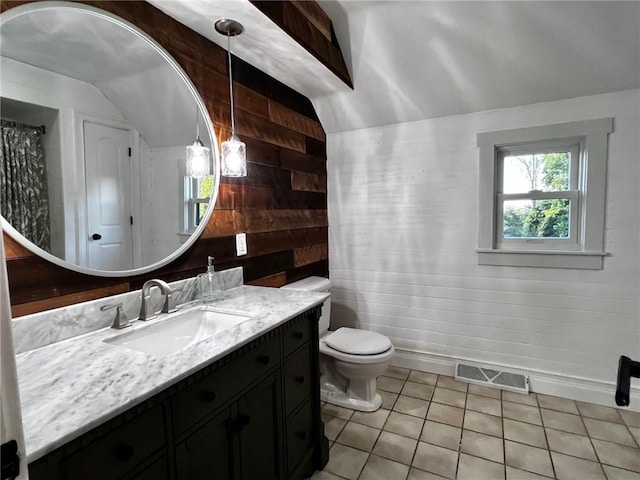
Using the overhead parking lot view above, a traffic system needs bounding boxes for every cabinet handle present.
[257,354,270,365]
[296,431,307,440]
[293,331,304,339]
[201,390,216,403]
[295,375,305,384]
[112,444,135,462]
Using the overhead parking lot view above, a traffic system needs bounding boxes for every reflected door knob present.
[91,233,102,240]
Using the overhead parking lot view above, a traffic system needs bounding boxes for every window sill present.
[177,232,193,244]
[476,249,607,269]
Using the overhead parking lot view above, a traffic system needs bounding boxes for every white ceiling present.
[151,0,640,134]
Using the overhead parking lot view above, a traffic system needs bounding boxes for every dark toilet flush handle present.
[91,233,102,240]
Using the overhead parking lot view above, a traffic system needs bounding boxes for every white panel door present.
[84,121,133,270]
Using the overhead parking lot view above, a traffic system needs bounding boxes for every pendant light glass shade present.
[186,108,211,178]
[221,135,246,177]
[216,19,247,177]
[186,137,211,178]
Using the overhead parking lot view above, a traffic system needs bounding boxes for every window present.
[183,176,213,233]
[477,118,613,269]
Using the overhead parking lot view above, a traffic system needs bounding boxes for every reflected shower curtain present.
[0,120,50,251]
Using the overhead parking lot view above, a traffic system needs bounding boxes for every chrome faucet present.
[138,279,176,321]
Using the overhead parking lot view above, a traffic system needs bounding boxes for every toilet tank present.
[281,276,331,334]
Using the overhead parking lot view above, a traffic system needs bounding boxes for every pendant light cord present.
[227,34,236,137]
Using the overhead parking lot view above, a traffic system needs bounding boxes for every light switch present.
[236,233,247,256]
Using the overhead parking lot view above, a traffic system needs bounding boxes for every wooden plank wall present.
[1,0,342,317]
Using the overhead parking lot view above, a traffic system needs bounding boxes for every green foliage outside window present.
[503,153,570,238]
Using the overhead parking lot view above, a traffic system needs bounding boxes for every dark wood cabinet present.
[28,306,327,480]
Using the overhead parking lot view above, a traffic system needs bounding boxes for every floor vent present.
[455,362,529,394]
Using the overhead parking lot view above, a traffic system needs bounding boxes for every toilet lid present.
[325,327,392,355]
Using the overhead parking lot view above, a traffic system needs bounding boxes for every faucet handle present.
[101,303,130,330]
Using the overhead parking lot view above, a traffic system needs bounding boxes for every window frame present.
[496,141,580,250]
[183,176,210,234]
[476,118,613,270]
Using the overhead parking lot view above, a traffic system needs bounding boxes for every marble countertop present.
[16,285,328,463]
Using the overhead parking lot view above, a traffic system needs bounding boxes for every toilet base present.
[320,381,383,412]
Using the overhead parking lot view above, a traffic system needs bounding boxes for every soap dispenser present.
[198,256,223,303]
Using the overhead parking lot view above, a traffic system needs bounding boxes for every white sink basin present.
[104,307,253,356]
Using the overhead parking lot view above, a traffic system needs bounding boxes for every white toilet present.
[282,276,395,412]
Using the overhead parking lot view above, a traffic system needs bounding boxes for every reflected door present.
[84,121,133,270]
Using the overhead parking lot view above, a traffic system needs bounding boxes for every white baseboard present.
[391,348,640,413]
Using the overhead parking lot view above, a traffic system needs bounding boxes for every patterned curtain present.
[0,120,50,252]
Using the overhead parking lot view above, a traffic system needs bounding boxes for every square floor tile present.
[412,441,459,479]
[619,410,640,428]
[325,443,369,480]
[551,451,606,480]
[505,440,554,478]
[372,430,418,465]
[436,376,468,393]
[577,402,623,423]
[502,391,538,407]
[407,467,449,480]
[420,420,461,451]
[426,403,464,428]
[467,393,502,417]
[503,401,542,426]
[464,410,503,438]
[592,439,640,473]
[380,390,399,410]
[378,376,406,394]
[468,383,502,399]
[457,453,505,480]
[505,466,551,480]
[351,408,391,430]
[383,366,411,380]
[461,429,504,463]
[310,470,345,480]
[432,388,466,409]
[359,454,410,480]
[408,371,438,386]
[336,421,381,452]
[546,428,597,461]
[322,413,348,441]
[537,394,579,414]
[384,411,425,439]
[503,418,547,449]
[602,465,640,480]
[394,395,429,418]
[323,403,354,420]
[541,408,586,435]
[402,381,435,401]
[583,417,636,446]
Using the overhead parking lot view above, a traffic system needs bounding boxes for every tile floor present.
[310,366,640,480]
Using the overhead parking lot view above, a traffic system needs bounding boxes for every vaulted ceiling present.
[153,1,640,133]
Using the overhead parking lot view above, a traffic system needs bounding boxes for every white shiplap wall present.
[327,90,640,407]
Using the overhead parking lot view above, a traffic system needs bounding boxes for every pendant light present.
[185,107,211,177]
[215,18,247,177]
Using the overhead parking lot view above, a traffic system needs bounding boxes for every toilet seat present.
[325,327,392,355]
[320,330,394,365]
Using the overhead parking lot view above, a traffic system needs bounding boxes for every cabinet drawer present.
[284,343,312,416]
[59,405,165,480]
[172,334,280,438]
[283,318,311,357]
[286,399,314,477]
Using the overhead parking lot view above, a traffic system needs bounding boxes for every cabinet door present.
[175,405,236,480]
[238,373,283,480]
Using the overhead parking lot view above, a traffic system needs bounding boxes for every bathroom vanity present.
[15,285,329,480]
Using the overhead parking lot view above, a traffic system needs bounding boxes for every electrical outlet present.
[236,233,247,256]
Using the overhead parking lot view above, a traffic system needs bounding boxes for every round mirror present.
[0,2,220,277]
